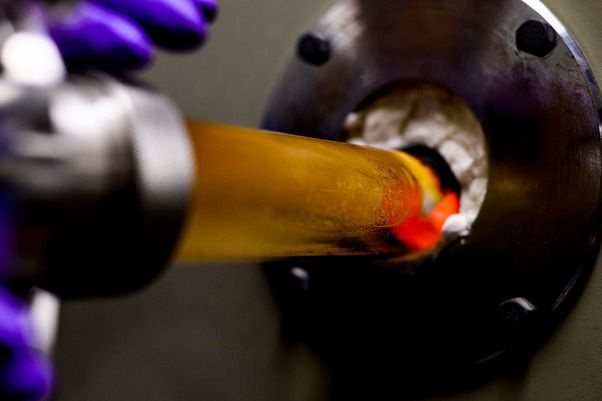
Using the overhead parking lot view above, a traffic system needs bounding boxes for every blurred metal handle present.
[0,72,195,298]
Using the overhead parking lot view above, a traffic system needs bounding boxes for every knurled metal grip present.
[98,76,195,297]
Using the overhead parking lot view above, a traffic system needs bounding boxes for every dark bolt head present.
[499,297,537,328]
[297,33,331,66]
[516,20,557,57]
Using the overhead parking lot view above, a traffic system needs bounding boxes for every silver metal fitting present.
[0,73,194,297]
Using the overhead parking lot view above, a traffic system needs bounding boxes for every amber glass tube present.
[172,121,444,262]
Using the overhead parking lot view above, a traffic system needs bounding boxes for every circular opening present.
[341,80,488,248]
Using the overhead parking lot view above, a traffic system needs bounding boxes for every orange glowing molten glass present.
[385,151,460,252]
[392,192,460,251]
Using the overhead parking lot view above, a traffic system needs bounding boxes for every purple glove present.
[47,0,218,70]
[0,287,53,401]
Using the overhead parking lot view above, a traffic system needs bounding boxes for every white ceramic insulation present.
[343,82,488,242]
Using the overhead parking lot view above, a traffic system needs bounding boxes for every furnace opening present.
[342,80,488,247]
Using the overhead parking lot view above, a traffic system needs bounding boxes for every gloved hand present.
[47,0,218,70]
[0,2,218,400]
[0,287,53,401]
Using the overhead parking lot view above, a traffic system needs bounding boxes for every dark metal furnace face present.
[262,0,602,384]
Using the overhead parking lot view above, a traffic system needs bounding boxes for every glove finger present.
[0,347,54,401]
[0,287,32,349]
[193,0,218,23]
[94,0,208,50]
[48,2,153,70]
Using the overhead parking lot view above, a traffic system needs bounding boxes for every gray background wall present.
[54,1,602,400]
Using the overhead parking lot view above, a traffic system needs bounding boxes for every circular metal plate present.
[262,0,602,385]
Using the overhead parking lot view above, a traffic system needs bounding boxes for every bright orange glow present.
[382,153,461,252]
[392,192,460,252]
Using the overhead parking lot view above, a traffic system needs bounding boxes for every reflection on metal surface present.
[263,0,602,385]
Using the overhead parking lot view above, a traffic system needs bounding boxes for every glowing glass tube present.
[172,121,458,262]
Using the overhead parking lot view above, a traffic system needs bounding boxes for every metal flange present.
[262,0,602,384]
